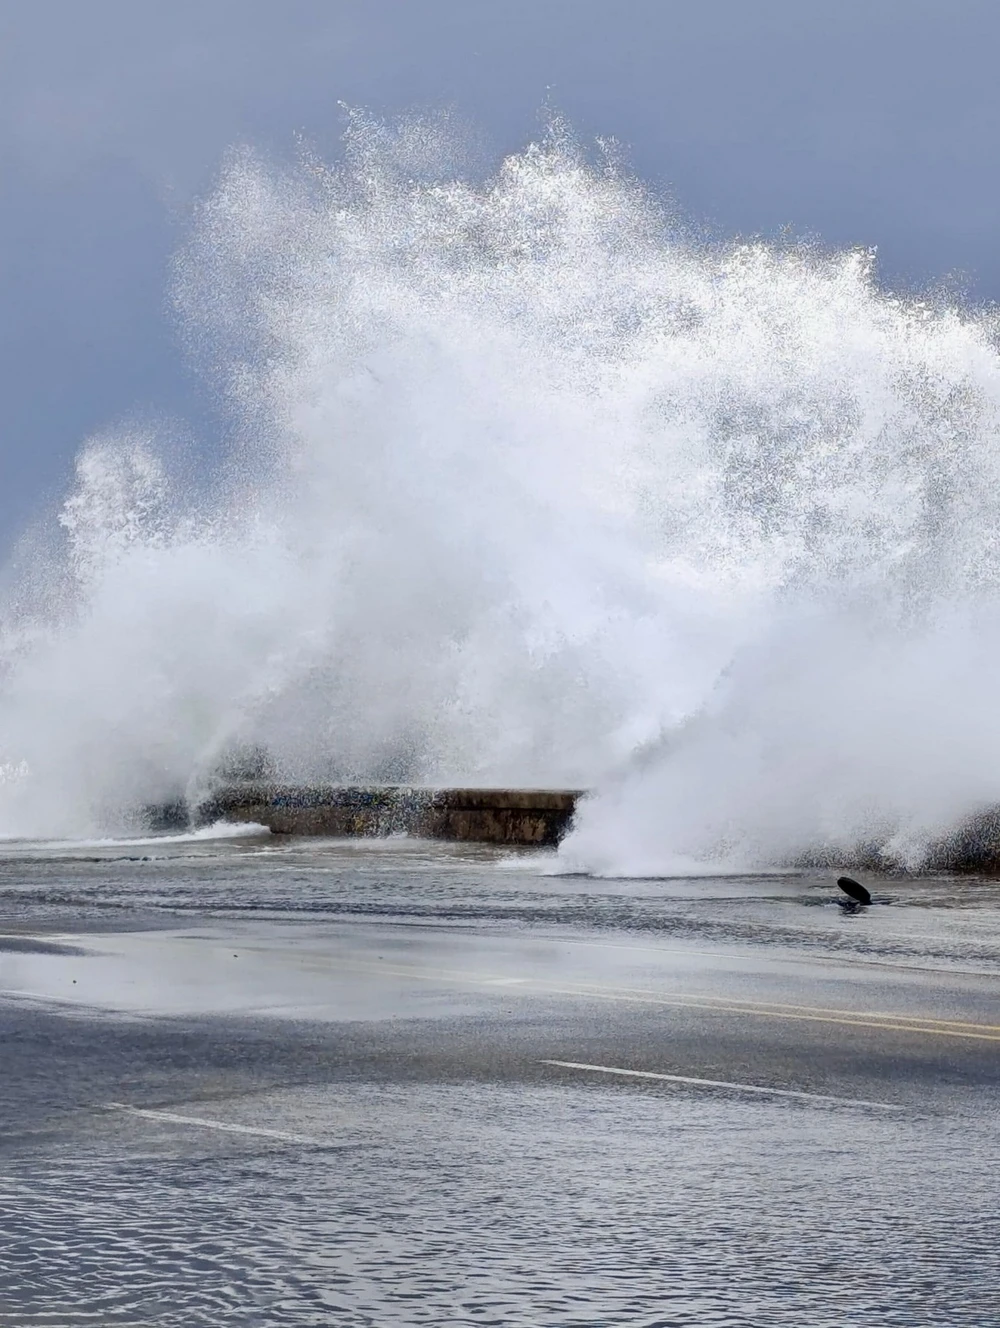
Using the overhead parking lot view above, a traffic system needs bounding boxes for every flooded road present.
[1,835,999,1325]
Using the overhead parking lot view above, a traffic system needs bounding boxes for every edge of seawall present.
[152,785,1000,869]
[191,784,584,846]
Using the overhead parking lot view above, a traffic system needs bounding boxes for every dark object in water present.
[837,876,872,906]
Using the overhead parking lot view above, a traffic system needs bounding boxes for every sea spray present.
[1,112,1000,863]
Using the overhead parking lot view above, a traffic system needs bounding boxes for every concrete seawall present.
[156,785,1000,867]
[194,785,582,846]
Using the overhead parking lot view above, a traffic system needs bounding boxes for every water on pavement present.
[1,835,998,1326]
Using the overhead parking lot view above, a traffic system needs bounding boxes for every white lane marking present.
[484,977,529,985]
[540,1060,901,1111]
[105,1102,326,1145]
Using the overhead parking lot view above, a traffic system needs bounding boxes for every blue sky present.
[2,0,998,546]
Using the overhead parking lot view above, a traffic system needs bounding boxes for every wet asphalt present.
[1,839,999,1325]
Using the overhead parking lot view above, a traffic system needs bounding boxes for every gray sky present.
[2,0,999,546]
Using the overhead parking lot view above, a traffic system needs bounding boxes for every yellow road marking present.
[530,981,1000,1032]
[233,921,1000,981]
[334,960,1000,1042]
[534,931,1000,979]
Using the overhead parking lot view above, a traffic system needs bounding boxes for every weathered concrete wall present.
[194,785,582,846]
[156,785,1000,867]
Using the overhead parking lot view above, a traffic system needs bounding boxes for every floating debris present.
[837,875,872,906]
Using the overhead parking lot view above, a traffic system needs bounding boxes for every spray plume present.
[1,113,999,869]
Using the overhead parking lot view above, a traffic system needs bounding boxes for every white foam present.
[0,820,271,852]
[0,111,999,870]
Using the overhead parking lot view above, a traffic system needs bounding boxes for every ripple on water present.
[0,1084,998,1326]
[4,850,1000,973]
